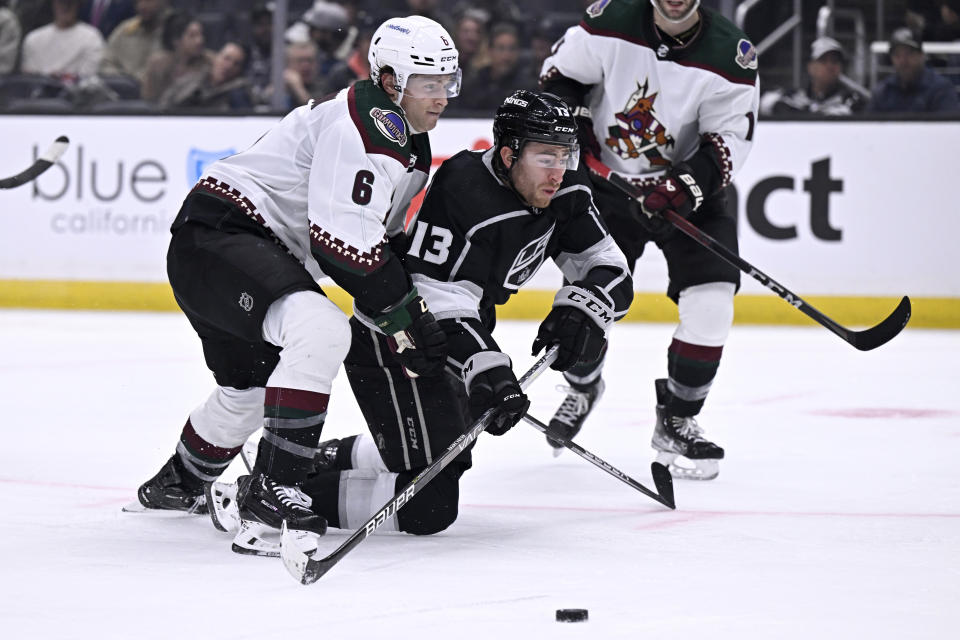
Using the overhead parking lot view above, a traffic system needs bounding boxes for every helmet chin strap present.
[651,0,701,24]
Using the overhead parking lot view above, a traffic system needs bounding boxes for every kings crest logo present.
[238,292,254,312]
[187,147,235,185]
[605,80,675,166]
[505,229,552,289]
[370,108,408,146]
[586,0,612,18]
[735,39,758,70]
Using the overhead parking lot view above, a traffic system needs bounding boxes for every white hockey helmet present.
[368,15,461,100]
[650,0,701,24]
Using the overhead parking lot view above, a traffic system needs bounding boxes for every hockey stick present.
[0,136,70,190]
[280,346,559,585]
[523,413,675,509]
[584,154,911,351]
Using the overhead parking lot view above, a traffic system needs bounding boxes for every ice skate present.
[232,472,327,557]
[546,379,604,457]
[651,379,724,481]
[130,455,207,514]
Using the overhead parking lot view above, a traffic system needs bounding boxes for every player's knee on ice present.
[396,463,466,535]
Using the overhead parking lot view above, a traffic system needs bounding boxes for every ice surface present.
[0,310,957,639]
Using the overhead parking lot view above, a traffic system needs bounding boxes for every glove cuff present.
[371,288,424,335]
[553,284,615,333]
[462,350,512,391]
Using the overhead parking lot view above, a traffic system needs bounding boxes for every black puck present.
[556,608,588,622]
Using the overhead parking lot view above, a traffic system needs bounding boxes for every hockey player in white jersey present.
[540,0,760,479]
[134,16,460,547]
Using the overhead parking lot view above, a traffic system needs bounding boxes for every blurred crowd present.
[0,0,588,114]
[1,0,959,116]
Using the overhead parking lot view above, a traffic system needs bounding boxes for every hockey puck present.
[556,608,588,622]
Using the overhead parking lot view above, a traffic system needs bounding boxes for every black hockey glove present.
[374,289,448,377]
[463,352,530,436]
[532,283,614,371]
[639,163,705,233]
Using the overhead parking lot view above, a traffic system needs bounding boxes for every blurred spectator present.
[159,41,251,111]
[0,1,21,74]
[464,0,523,28]
[760,37,865,116]
[325,21,371,92]
[868,27,960,113]
[80,0,135,39]
[98,0,169,83]
[302,1,351,77]
[938,1,960,40]
[456,22,531,112]
[21,0,105,80]
[453,7,489,78]
[141,11,211,103]
[259,40,325,109]
[246,3,273,102]
[528,16,566,85]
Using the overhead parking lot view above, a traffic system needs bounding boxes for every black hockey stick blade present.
[650,462,675,509]
[846,295,911,351]
[524,413,675,509]
[280,347,560,585]
[0,136,70,189]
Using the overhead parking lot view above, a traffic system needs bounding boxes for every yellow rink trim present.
[0,279,957,329]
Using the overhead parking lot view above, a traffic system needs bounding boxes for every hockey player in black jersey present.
[216,90,634,537]
[132,16,459,549]
[540,0,760,480]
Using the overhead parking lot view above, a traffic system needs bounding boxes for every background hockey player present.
[134,16,459,547]
[234,90,634,537]
[540,0,760,480]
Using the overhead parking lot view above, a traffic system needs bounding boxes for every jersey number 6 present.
[352,170,375,205]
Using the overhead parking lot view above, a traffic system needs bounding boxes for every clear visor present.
[403,70,462,99]
[517,143,580,171]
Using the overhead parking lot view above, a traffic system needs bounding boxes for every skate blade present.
[121,499,206,515]
[206,481,240,533]
[231,520,281,557]
[655,452,719,481]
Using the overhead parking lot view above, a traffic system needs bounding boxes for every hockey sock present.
[175,419,243,486]
[665,339,723,416]
[256,387,329,485]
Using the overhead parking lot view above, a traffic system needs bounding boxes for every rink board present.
[0,116,956,327]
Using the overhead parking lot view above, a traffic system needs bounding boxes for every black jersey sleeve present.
[552,186,634,320]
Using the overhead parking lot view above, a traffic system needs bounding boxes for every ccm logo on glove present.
[563,289,614,326]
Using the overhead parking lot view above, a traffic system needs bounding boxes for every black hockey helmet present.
[493,90,579,161]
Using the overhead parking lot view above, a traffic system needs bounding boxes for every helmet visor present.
[403,70,463,99]
[518,142,580,171]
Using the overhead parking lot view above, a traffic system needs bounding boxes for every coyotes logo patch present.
[605,80,674,166]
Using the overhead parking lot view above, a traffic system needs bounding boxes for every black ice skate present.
[232,472,327,557]
[651,378,724,481]
[132,455,207,514]
[546,379,605,457]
